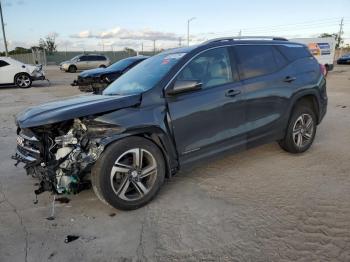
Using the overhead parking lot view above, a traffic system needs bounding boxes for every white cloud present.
[70,27,180,41]
[70,30,94,39]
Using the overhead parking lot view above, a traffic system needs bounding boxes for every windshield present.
[71,55,81,62]
[108,58,139,71]
[103,52,186,95]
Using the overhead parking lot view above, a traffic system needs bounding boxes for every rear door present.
[90,55,102,68]
[166,47,246,165]
[233,44,295,144]
[76,55,89,70]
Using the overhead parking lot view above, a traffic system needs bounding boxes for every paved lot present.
[0,65,349,262]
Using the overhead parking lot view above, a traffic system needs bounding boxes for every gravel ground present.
[0,65,349,262]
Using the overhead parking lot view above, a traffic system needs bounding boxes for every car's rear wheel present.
[279,105,317,153]
[15,73,32,88]
[99,65,106,68]
[68,65,77,73]
[91,137,165,210]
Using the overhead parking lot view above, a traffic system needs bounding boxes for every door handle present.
[225,89,241,97]
[284,76,296,83]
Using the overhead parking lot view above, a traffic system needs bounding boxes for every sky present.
[1,0,349,52]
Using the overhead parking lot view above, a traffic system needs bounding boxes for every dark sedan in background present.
[72,56,149,93]
[337,53,350,65]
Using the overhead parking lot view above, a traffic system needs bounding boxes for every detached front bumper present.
[30,70,46,81]
[31,75,46,81]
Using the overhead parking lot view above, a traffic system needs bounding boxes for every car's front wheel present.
[68,65,77,73]
[279,104,317,153]
[91,137,166,210]
[15,73,32,88]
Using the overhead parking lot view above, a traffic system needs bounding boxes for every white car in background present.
[0,57,45,88]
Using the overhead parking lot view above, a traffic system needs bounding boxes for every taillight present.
[320,64,327,77]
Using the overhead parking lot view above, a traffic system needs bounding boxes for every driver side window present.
[177,47,233,89]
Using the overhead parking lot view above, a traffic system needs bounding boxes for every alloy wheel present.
[292,113,314,148]
[110,148,158,201]
[16,74,31,87]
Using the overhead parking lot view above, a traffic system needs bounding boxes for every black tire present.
[279,104,317,153]
[68,65,77,73]
[15,73,32,88]
[91,137,166,210]
[99,65,106,68]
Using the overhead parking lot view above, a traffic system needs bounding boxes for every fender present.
[287,87,322,122]
[99,125,179,176]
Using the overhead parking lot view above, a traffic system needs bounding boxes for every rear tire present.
[99,65,106,68]
[91,137,165,210]
[68,65,77,73]
[279,105,317,153]
[15,73,32,88]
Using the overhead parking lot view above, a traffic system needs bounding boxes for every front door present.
[166,47,246,165]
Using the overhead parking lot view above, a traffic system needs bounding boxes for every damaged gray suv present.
[14,37,327,210]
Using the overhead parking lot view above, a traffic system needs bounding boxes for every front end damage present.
[13,118,109,195]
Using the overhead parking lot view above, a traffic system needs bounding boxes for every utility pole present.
[187,17,196,46]
[178,37,182,47]
[141,42,143,55]
[337,17,344,50]
[238,30,242,38]
[0,0,8,56]
[153,40,156,55]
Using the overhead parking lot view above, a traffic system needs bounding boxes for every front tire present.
[15,73,32,88]
[91,137,165,210]
[279,105,317,153]
[68,65,77,73]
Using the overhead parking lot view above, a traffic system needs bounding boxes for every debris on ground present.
[48,251,57,259]
[336,105,347,108]
[64,235,80,243]
[55,197,70,204]
[109,213,116,217]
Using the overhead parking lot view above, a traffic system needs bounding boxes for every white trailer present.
[290,37,336,71]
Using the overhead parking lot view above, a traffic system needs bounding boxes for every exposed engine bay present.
[13,118,106,195]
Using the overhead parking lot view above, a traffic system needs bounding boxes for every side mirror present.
[167,80,202,96]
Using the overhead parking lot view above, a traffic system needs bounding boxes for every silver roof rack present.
[202,36,288,44]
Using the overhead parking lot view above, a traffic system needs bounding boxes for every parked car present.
[0,57,45,88]
[14,37,327,210]
[72,56,149,93]
[60,54,110,73]
[337,53,350,64]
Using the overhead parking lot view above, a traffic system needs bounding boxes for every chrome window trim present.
[163,43,302,92]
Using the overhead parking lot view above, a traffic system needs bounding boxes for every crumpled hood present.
[16,94,141,128]
[79,67,120,78]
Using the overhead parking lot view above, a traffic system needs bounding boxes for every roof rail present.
[202,36,288,44]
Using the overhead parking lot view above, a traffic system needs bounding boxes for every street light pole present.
[0,0,8,56]
[187,17,196,46]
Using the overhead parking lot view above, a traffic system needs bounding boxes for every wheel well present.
[14,72,30,83]
[294,95,319,122]
[102,133,175,178]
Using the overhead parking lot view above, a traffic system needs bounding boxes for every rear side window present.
[98,56,107,61]
[277,44,312,61]
[235,45,281,79]
[90,55,106,61]
[0,60,9,67]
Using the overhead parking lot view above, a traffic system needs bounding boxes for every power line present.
[196,17,347,38]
